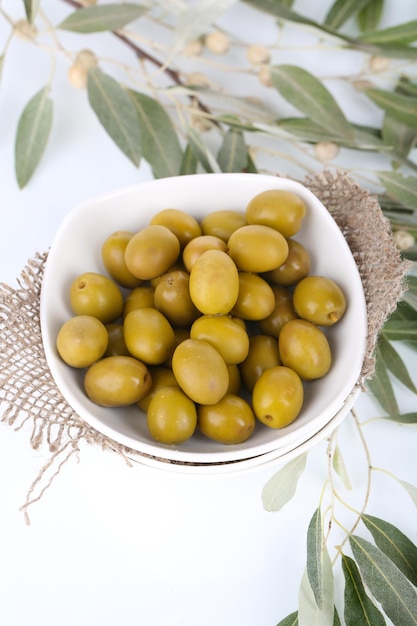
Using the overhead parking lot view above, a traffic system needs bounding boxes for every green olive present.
[84,355,152,407]
[189,249,239,315]
[182,235,227,272]
[230,272,275,321]
[124,307,176,365]
[149,208,202,248]
[278,319,331,380]
[104,323,130,357]
[190,314,249,364]
[137,366,179,412]
[252,366,304,428]
[154,270,200,327]
[172,338,229,405]
[123,285,155,319]
[293,275,347,326]
[245,189,307,237]
[147,387,197,444]
[263,238,311,287]
[239,334,281,392]
[124,224,180,280]
[197,394,255,444]
[201,209,246,242]
[69,272,123,324]
[56,315,108,368]
[227,224,289,273]
[226,364,241,395]
[259,285,298,338]
[101,231,143,289]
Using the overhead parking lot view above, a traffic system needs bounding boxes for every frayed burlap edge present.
[0,170,412,524]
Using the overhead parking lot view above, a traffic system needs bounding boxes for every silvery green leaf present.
[87,68,141,166]
[382,115,417,158]
[365,342,399,416]
[23,0,40,23]
[261,452,307,512]
[174,0,237,47]
[307,508,324,609]
[378,334,417,395]
[377,171,417,207]
[277,612,298,626]
[128,90,182,178]
[298,547,334,626]
[186,126,221,173]
[357,0,383,32]
[365,89,417,129]
[332,443,352,490]
[217,129,248,173]
[360,19,417,45]
[341,554,386,626]
[382,320,417,343]
[324,0,373,30]
[398,479,417,508]
[361,515,417,586]
[58,3,147,34]
[349,535,417,626]
[15,85,53,189]
[179,143,198,175]
[385,412,417,424]
[270,65,355,141]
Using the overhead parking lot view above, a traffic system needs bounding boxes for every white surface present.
[1,2,417,626]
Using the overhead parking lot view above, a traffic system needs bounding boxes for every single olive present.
[84,355,152,407]
[190,314,250,364]
[101,230,143,289]
[149,208,202,248]
[124,224,180,280]
[182,235,227,272]
[252,365,304,429]
[239,334,281,392]
[293,275,347,326]
[259,285,298,338]
[137,366,179,412]
[263,238,311,287]
[278,318,331,380]
[245,189,307,237]
[124,307,176,365]
[123,285,155,319]
[189,249,239,315]
[227,224,289,273]
[69,272,123,324]
[197,394,255,444]
[147,387,197,444]
[56,315,108,368]
[230,272,275,321]
[154,270,200,327]
[200,209,246,242]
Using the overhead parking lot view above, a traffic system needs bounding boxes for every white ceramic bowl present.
[40,173,367,466]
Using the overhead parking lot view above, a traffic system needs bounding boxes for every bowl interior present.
[40,173,367,464]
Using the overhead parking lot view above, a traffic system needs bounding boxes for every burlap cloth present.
[0,170,412,523]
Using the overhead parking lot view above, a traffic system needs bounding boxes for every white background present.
[1,2,417,625]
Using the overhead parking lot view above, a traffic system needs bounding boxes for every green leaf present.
[277,117,386,150]
[342,554,386,626]
[186,126,221,173]
[365,89,417,129]
[333,607,342,626]
[398,479,417,508]
[386,412,417,423]
[378,334,417,395]
[15,85,53,189]
[217,129,248,173]
[357,0,384,32]
[360,19,417,45]
[58,3,147,34]
[362,514,417,586]
[382,114,417,158]
[179,143,198,175]
[298,547,334,626]
[262,452,307,512]
[276,612,298,626]
[377,171,417,207]
[87,68,141,167]
[365,342,399,416]
[23,0,40,23]
[390,301,417,322]
[307,508,324,609]
[382,320,417,342]
[270,65,355,141]
[332,443,352,490]
[128,90,182,178]
[324,0,373,30]
[349,535,417,626]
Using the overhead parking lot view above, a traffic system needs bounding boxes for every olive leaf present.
[349,535,417,626]
[298,545,334,626]
[386,412,417,424]
[377,171,417,207]
[397,479,417,508]
[365,341,399,416]
[360,19,417,45]
[217,129,248,173]
[382,115,417,160]
[128,90,182,178]
[382,320,417,343]
[361,514,417,586]
[270,65,355,141]
[276,612,298,626]
[357,0,384,32]
[23,0,40,24]
[365,89,417,130]
[186,126,222,173]
[58,3,147,34]
[15,85,53,189]
[306,508,325,609]
[378,334,417,395]
[341,554,386,626]
[324,0,374,31]
[87,68,141,167]
[403,276,417,312]
[261,452,307,512]
[179,143,198,175]
[332,443,352,491]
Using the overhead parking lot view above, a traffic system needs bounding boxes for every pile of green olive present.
[56,188,347,446]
